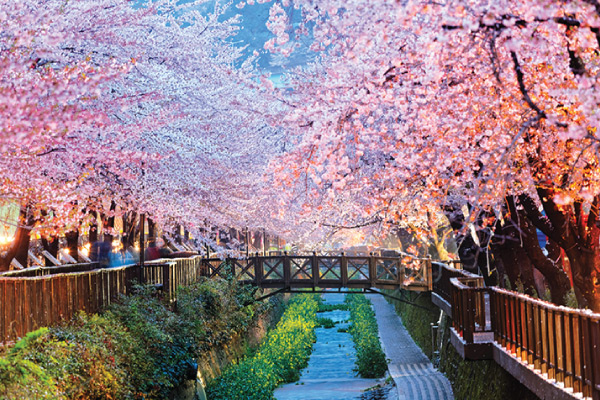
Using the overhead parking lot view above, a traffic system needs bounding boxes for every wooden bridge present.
[202,252,432,292]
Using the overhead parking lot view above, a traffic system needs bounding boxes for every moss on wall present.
[384,290,538,400]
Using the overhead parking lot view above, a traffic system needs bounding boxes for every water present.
[274,293,393,400]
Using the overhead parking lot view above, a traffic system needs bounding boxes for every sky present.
[221,0,315,79]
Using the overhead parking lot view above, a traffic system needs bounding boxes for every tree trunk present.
[121,211,138,250]
[564,248,600,310]
[520,191,600,310]
[41,236,59,266]
[89,210,99,244]
[65,229,79,263]
[102,201,116,244]
[506,196,571,304]
[491,222,538,296]
[444,204,497,285]
[0,206,32,271]
[14,211,34,268]
[148,218,156,244]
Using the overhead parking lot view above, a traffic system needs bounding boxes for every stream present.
[274,293,394,400]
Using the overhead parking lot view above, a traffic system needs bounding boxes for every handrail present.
[492,287,600,398]
[444,271,600,399]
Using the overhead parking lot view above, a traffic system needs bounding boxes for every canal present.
[274,293,394,400]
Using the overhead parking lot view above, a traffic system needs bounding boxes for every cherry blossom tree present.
[264,0,600,309]
[0,0,284,268]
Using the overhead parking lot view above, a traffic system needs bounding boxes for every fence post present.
[312,252,319,288]
[426,256,433,291]
[162,263,171,301]
[341,252,348,287]
[369,253,376,287]
[255,253,263,288]
[464,288,474,343]
[283,252,291,288]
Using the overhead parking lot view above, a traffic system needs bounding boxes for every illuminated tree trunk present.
[0,206,32,271]
[501,196,571,304]
[65,230,79,263]
[122,211,138,250]
[521,191,600,310]
[89,210,99,244]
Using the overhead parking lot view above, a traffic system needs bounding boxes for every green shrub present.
[345,294,387,378]
[0,278,266,400]
[316,316,336,328]
[0,328,59,399]
[318,303,349,312]
[206,293,320,400]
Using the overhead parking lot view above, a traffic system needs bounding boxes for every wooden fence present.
[203,253,432,291]
[446,273,600,400]
[0,256,205,343]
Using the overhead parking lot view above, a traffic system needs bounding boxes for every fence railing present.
[202,253,432,291]
[432,261,476,304]
[443,271,600,400]
[492,288,600,399]
[1,263,101,278]
[0,256,205,343]
[450,276,491,343]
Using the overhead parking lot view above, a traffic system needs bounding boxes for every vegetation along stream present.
[274,292,392,400]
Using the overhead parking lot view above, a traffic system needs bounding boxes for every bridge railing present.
[1,262,101,277]
[432,262,475,304]
[450,276,491,343]
[203,253,431,291]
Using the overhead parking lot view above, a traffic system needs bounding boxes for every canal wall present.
[170,296,285,400]
[384,290,538,400]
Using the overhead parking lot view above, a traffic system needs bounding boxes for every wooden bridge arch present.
[202,253,433,292]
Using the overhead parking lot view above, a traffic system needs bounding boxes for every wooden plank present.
[28,250,44,267]
[533,303,541,370]
[556,311,565,384]
[548,308,556,380]
[22,279,30,336]
[541,306,549,375]
[10,259,24,270]
[573,313,583,393]
[14,279,22,339]
[7,280,16,341]
[78,251,92,263]
[42,250,62,266]
[519,299,526,360]
[59,250,77,264]
[565,312,574,389]
[42,278,51,328]
[33,280,42,331]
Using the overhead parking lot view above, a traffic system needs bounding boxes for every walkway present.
[369,295,454,400]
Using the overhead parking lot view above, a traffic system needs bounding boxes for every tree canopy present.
[4,0,600,308]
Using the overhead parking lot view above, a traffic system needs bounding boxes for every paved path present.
[369,295,454,400]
